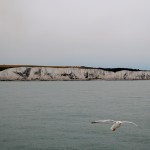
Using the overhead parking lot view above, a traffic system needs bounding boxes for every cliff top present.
[0,65,142,72]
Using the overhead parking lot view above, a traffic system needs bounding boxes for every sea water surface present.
[0,81,150,150]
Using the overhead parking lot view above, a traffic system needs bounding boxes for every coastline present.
[0,66,150,81]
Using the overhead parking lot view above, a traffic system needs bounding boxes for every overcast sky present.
[0,0,150,69]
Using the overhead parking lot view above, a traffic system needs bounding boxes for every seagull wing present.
[122,121,138,126]
[91,119,115,124]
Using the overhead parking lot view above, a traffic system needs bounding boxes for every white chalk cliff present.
[0,67,150,80]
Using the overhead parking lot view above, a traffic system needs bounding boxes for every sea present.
[0,81,150,150]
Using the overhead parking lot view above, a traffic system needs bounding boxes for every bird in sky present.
[91,119,138,131]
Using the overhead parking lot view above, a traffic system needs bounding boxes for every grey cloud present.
[0,0,150,69]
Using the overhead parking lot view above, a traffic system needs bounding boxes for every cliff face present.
[0,67,150,80]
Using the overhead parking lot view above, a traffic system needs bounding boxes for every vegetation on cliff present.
[0,65,142,72]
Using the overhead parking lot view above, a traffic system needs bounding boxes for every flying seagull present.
[91,119,138,131]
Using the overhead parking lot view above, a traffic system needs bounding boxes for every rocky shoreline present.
[0,66,150,81]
